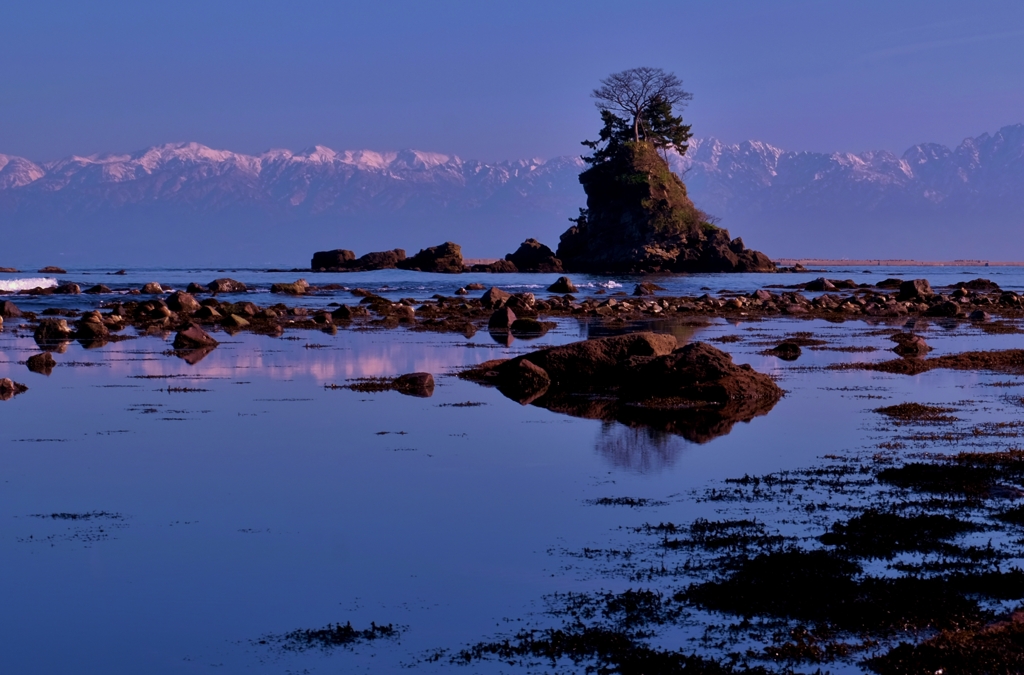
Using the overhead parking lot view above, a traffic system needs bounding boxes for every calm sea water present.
[0,265,1020,673]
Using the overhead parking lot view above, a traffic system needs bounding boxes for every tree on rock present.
[590,67,693,147]
[557,68,775,275]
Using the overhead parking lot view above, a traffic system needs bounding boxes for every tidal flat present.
[3,266,1024,674]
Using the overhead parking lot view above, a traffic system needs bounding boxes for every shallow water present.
[2,266,1024,673]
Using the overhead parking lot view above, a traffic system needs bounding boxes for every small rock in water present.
[488,307,517,330]
[141,282,164,294]
[634,282,665,296]
[969,310,992,323]
[26,352,56,375]
[547,276,578,294]
[38,266,67,274]
[768,342,802,361]
[34,318,73,345]
[0,378,28,400]
[1,300,22,318]
[890,333,932,357]
[84,284,112,294]
[394,372,435,398]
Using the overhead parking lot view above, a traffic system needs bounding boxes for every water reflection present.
[595,422,689,472]
[529,390,779,444]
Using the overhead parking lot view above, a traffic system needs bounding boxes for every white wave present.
[598,281,623,288]
[0,277,58,292]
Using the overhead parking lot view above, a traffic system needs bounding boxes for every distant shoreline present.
[775,259,1024,267]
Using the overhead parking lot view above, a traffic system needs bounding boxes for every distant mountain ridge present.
[1,125,1022,265]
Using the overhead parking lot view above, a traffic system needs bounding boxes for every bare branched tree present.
[592,67,693,144]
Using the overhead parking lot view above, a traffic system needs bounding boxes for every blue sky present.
[2,0,1023,161]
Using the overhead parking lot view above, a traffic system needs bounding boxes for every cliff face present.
[557,142,775,274]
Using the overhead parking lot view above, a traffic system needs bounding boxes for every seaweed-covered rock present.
[398,242,464,273]
[556,142,775,274]
[464,335,781,442]
[505,239,563,272]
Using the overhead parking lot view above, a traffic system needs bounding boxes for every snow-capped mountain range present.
[1,124,1022,265]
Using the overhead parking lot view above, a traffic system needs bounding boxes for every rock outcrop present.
[556,142,775,274]
[505,238,563,272]
[397,242,463,273]
[462,333,782,443]
[311,248,407,272]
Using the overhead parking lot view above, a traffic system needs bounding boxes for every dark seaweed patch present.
[818,509,980,558]
[257,621,398,652]
[873,402,958,423]
[587,497,669,508]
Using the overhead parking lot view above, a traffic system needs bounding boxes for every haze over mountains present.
[1,124,1022,266]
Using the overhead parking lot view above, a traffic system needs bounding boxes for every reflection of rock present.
[26,352,56,375]
[462,334,782,443]
[175,346,216,365]
[0,378,28,400]
[595,423,688,473]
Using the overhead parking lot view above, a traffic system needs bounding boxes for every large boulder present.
[505,239,563,273]
[896,279,934,302]
[398,242,464,273]
[0,300,21,318]
[555,142,775,274]
[76,311,110,340]
[464,336,782,443]
[34,318,74,345]
[481,287,512,309]
[167,291,201,313]
[173,323,219,349]
[208,278,247,294]
[311,249,356,270]
[499,332,678,387]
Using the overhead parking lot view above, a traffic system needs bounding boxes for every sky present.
[2,0,1024,163]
